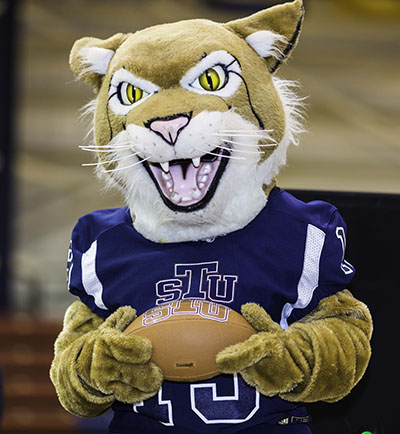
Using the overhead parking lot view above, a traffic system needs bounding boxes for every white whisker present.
[79,139,143,150]
[196,148,246,161]
[79,148,129,153]
[103,157,150,173]
[227,142,277,148]
[217,129,273,133]
[104,140,142,147]
[210,133,272,138]
[79,144,133,151]
[215,144,261,155]
[220,138,276,148]
[82,153,140,167]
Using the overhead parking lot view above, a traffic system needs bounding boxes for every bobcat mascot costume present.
[50,1,372,433]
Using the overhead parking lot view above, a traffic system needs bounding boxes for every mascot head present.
[71,0,305,242]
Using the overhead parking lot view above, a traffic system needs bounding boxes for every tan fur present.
[70,1,304,161]
[67,1,306,243]
[70,33,128,90]
[216,290,372,402]
[90,20,287,150]
[50,301,163,417]
[51,0,372,422]
[226,0,304,73]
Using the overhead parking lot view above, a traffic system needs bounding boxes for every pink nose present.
[148,115,190,145]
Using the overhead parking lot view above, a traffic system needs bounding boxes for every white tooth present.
[171,192,181,203]
[199,182,205,189]
[182,196,192,202]
[160,162,169,173]
[192,157,201,168]
[200,175,208,183]
[166,181,173,189]
[162,171,171,180]
[192,188,201,199]
[201,164,212,175]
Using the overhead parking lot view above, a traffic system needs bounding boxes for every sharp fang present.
[192,157,201,168]
[160,162,170,173]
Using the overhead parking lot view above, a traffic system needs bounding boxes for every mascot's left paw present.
[216,290,373,402]
[216,304,303,396]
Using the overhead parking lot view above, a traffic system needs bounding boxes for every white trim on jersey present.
[335,227,355,275]
[133,387,174,426]
[280,224,326,329]
[190,374,260,424]
[158,389,174,426]
[81,240,108,311]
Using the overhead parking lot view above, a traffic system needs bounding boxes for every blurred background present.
[0,0,399,432]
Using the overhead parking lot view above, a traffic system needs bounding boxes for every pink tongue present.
[170,164,197,197]
[149,160,220,206]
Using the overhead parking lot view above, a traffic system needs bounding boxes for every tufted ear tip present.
[69,33,128,91]
[225,0,305,73]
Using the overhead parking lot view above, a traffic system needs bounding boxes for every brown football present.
[124,299,256,382]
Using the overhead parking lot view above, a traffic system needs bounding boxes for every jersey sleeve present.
[66,218,110,318]
[318,209,355,288]
[282,208,355,327]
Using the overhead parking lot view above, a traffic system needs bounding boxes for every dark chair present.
[0,363,3,430]
[288,190,399,434]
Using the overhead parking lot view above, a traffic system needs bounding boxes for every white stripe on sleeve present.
[81,240,108,311]
[280,224,325,329]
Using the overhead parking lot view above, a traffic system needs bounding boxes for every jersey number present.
[133,374,259,426]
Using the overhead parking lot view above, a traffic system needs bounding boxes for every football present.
[124,299,256,382]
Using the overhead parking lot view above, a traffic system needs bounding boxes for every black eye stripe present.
[116,82,124,104]
[230,70,264,130]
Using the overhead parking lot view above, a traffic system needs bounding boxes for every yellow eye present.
[198,66,226,91]
[126,84,143,103]
[119,82,146,105]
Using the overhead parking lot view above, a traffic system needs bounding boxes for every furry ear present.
[225,0,304,73]
[70,33,128,91]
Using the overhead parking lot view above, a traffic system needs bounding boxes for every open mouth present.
[143,147,230,212]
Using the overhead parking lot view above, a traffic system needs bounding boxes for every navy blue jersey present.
[67,188,354,433]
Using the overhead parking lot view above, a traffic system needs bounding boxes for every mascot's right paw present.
[76,306,163,404]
